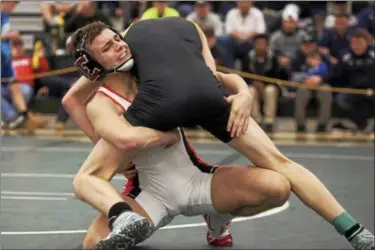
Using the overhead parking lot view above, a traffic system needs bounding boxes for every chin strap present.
[105,56,135,76]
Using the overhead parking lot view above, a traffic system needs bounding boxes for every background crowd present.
[1,1,374,135]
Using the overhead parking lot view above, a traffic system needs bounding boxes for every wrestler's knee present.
[241,168,291,207]
[263,171,291,206]
[72,173,87,200]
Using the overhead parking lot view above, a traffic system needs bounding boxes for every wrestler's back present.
[124,17,229,131]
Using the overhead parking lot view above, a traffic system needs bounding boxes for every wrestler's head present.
[68,21,134,81]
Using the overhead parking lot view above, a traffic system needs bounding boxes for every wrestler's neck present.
[102,72,137,101]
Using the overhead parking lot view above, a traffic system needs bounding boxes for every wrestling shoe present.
[349,227,374,250]
[204,214,233,247]
[207,229,233,247]
[7,114,25,129]
[93,211,153,250]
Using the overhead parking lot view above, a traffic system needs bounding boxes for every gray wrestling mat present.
[1,135,374,249]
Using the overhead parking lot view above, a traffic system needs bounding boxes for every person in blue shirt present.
[1,1,19,60]
[1,1,45,130]
[356,2,375,39]
[294,51,332,132]
[306,52,330,78]
[1,1,20,128]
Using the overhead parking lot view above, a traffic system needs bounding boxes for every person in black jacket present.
[332,30,375,133]
[242,34,279,132]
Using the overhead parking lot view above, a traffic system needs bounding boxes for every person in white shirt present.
[186,1,224,37]
[219,0,266,68]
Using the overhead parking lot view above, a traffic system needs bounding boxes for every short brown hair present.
[351,29,373,44]
[334,13,350,19]
[306,51,321,60]
[68,21,108,59]
[200,25,215,38]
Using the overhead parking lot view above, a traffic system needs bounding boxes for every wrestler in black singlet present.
[124,17,232,142]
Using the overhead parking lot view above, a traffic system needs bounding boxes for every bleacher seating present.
[10,2,43,50]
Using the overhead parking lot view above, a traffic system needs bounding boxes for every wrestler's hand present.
[117,162,136,176]
[160,129,180,149]
[123,168,137,179]
[224,91,252,138]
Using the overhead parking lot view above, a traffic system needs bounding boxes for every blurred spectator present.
[293,51,332,132]
[356,1,375,40]
[35,76,74,131]
[11,39,49,98]
[1,40,47,130]
[325,1,357,29]
[1,1,43,130]
[201,25,227,66]
[186,1,224,37]
[1,1,18,126]
[242,34,278,132]
[319,13,355,65]
[1,48,17,128]
[269,6,304,79]
[1,1,20,59]
[173,1,195,18]
[291,33,331,78]
[97,1,146,30]
[258,3,314,37]
[254,1,288,12]
[220,0,266,68]
[121,1,148,28]
[40,1,77,32]
[33,42,77,131]
[97,1,124,17]
[141,1,180,20]
[332,30,375,133]
[310,1,328,38]
[64,1,112,34]
[40,1,77,55]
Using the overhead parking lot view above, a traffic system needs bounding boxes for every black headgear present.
[73,27,134,81]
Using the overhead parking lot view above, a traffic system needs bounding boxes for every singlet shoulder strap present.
[97,86,132,112]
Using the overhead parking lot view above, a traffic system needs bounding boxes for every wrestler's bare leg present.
[75,139,152,250]
[83,196,153,250]
[84,165,290,249]
[227,118,344,222]
[211,165,290,216]
[226,118,375,249]
[73,139,136,215]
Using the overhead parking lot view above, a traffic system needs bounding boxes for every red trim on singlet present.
[122,178,134,197]
[185,138,211,167]
[101,85,133,104]
[97,90,127,113]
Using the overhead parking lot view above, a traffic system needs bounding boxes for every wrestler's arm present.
[87,94,177,150]
[62,76,101,143]
[194,23,252,136]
